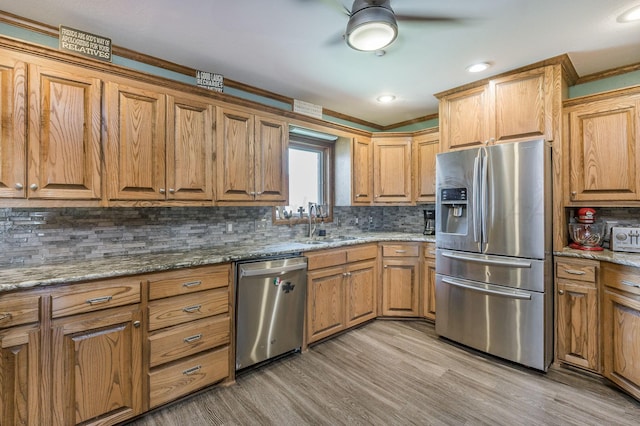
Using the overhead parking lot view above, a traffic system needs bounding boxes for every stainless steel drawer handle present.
[182,280,202,288]
[183,334,203,343]
[563,269,586,275]
[395,250,407,253]
[621,280,640,289]
[183,305,202,313]
[86,296,113,305]
[428,251,436,255]
[0,313,12,322]
[182,365,202,375]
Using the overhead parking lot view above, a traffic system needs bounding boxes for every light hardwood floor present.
[128,320,640,425]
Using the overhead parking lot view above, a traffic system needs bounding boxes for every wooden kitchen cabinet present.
[306,244,377,344]
[0,292,41,426]
[106,81,215,203]
[352,135,373,204]
[216,106,288,204]
[420,243,437,321]
[372,136,412,204]
[438,65,557,151]
[413,130,439,203]
[146,264,231,408]
[564,91,640,203]
[381,243,420,317]
[49,277,143,425]
[602,262,640,400]
[555,258,600,372]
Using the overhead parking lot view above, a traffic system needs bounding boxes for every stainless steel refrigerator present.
[435,139,553,371]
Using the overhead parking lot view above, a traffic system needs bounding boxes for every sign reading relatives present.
[59,26,112,62]
[196,71,224,92]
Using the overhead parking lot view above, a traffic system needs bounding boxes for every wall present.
[0,206,431,267]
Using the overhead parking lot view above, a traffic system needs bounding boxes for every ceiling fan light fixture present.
[466,62,490,73]
[346,3,398,51]
[376,94,396,103]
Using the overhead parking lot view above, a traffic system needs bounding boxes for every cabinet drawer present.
[149,346,229,408]
[382,244,419,257]
[424,243,436,259]
[148,288,229,331]
[306,249,347,270]
[602,263,640,296]
[148,264,230,300]
[149,315,230,368]
[0,293,40,329]
[51,277,141,318]
[556,259,597,283]
[346,244,377,263]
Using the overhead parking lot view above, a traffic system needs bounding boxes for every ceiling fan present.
[321,0,460,51]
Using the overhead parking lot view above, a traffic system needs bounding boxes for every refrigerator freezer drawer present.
[435,274,552,371]
[436,249,549,293]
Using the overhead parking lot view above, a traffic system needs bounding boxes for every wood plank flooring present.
[127,320,640,425]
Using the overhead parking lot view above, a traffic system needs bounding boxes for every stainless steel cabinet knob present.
[159,188,166,194]
[29,183,38,191]
[169,188,175,194]
[15,183,23,190]
[558,289,565,295]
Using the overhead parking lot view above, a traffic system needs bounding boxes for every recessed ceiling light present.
[618,5,640,22]
[377,94,396,103]
[466,62,490,73]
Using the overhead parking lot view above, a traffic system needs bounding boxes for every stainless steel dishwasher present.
[235,255,307,371]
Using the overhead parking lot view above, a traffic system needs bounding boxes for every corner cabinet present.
[352,136,374,204]
[372,136,412,204]
[413,130,439,203]
[564,91,640,203]
[438,66,558,151]
[380,243,420,317]
[555,258,600,372]
[216,106,288,204]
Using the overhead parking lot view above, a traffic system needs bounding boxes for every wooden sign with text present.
[59,26,112,62]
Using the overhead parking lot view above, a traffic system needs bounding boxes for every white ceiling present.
[3,0,640,126]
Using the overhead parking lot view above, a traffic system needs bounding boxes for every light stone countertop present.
[0,232,435,293]
[554,247,640,268]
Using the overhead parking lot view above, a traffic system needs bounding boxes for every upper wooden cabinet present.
[106,81,215,203]
[413,130,439,203]
[439,66,557,151]
[352,136,373,204]
[216,106,288,204]
[372,136,412,204]
[564,92,640,204]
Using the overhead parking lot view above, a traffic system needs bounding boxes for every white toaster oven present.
[611,226,640,253]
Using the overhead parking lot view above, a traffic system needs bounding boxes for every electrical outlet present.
[355,217,359,225]
[368,216,373,224]
[226,222,233,233]
[255,218,268,231]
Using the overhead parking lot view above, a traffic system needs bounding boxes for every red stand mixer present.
[568,208,604,251]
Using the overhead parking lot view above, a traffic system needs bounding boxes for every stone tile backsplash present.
[0,205,432,267]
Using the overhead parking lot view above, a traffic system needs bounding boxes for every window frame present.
[273,135,334,225]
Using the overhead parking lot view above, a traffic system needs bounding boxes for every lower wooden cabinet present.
[306,244,377,344]
[381,243,420,317]
[421,243,436,321]
[602,262,640,400]
[555,258,600,372]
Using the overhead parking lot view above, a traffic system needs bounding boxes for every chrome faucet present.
[308,202,317,238]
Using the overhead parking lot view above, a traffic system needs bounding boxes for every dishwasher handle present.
[240,261,307,278]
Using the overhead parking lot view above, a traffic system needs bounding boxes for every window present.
[274,135,333,224]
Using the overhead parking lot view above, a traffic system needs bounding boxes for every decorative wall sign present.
[293,99,323,119]
[59,26,112,62]
[196,70,224,92]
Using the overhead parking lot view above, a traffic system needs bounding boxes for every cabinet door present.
[352,136,373,204]
[439,85,489,151]
[557,280,599,371]
[345,259,377,328]
[421,259,436,321]
[489,67,553,144]
[216,107,254,201]
[106,81,166,200]
[413,132,439,203]
[567,97,640,202]
[381,258,420,317]
[0,325,40,426]
[603,289,640,400]
[254,115,288,202]
[0,54,26,198]
[28,62,102,199]
[166,94,214,201]
[51,305,143,425]
[306,266,345,344]
[373,137,412,204]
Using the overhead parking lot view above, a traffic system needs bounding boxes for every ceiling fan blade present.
[394,14,462,23]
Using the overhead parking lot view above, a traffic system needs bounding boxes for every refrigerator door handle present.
[472,152,481,243]
[481,147,489,244]
[441,251,533,268]
[441,277,532,300]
